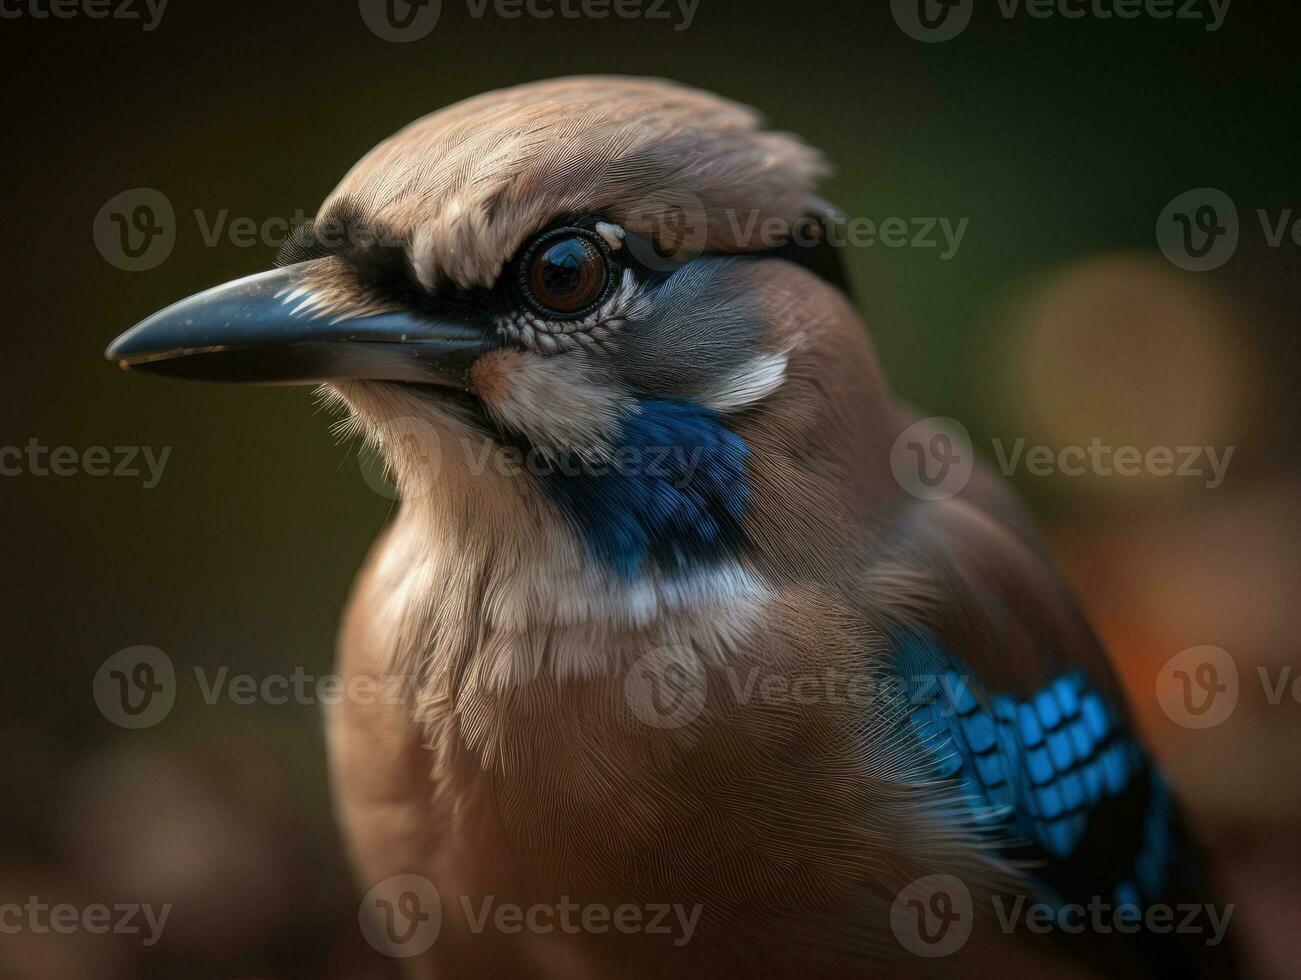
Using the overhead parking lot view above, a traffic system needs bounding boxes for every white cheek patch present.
[696,352,790,412]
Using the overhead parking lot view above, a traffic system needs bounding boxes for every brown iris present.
[523,231,610,317]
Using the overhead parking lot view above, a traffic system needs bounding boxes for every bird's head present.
[109,77,897,582]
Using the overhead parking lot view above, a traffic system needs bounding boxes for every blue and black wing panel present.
[892,629,1175,911]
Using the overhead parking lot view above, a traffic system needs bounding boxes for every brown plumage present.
[108,75,1233,978]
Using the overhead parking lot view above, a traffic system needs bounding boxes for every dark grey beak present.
[105,262,496,387]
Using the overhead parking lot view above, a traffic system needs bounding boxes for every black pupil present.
[539,239,588,297]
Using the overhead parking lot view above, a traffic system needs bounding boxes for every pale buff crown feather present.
[317,75,829,292]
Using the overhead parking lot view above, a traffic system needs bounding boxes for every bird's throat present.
[522,398,752,579]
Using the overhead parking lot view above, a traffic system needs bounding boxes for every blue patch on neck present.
[536,398,751,577]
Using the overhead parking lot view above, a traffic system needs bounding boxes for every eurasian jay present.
[107,77,1233,978]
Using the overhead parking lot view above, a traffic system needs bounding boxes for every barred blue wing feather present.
[893,629,1176,912]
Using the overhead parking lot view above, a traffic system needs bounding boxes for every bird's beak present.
[105,261,496,387]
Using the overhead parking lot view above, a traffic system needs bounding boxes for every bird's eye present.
[517,228,614,319]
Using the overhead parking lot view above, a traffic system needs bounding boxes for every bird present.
[107,76,1235,978]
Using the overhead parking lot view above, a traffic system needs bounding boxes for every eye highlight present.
[517,227,615,319]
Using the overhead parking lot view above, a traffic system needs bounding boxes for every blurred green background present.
[1,1,1298,976]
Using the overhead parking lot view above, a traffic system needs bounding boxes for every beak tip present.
[104,332,137,369]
